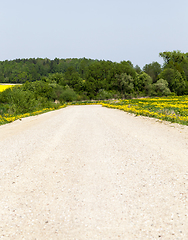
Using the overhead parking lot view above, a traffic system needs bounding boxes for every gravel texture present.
[0,105,188,240]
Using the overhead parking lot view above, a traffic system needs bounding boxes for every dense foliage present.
[0,50,188,119]
[0,58,96,83]
[1,51,188,99]
[0,81,79,116]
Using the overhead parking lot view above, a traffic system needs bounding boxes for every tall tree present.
[158,68,186,95]
[143,62,161,83]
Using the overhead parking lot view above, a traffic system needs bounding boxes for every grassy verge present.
[101,96,188,126]
[0,96,188,126]
[0,104,67,125]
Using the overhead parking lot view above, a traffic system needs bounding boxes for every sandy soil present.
[0,105,188,239]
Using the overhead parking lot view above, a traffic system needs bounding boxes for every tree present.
[159,50,188,66]
[134,65,142,74]
[153,79,171,96]
[22,81,54,100]
[84,76,97,99]
[135,72,153,95]
[96,89,113,100]
[159,51,187,79]
[143,62,161,83]
[58,86,78,102]
[114,73,134,96]
[158,68,186,95]
[46,73,65,85]
[85,61,112,95]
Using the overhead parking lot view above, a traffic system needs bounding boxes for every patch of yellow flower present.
[0,104,67,125]
[101,96,188,125]
[1,96,188,126]
[0,84,15,92]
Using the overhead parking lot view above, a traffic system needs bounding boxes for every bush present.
[96,89,113,100]
[0,82,54,115]
[58,86,78,102]
[22,81,55,100]
[8,88,39,114]
[154,79,171,96]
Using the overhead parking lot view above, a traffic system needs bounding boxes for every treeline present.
[1,51,188,100]
[144,51,188,96]
[0,58,97,83]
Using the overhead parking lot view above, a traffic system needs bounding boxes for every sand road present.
[0,105,188,239]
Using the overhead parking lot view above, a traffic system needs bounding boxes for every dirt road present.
[0,105,188,239]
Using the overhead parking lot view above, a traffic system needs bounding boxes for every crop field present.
[0,84,15,92]
[102,96,188,125]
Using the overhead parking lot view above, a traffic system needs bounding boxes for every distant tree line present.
[0,58,97,84]
[0,51,188,100]
[144,51,188,96]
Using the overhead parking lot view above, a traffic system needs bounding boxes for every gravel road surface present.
[0,105,188,239]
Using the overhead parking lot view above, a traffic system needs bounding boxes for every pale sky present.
[1,0,188,68]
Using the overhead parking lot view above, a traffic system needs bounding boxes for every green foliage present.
[85,61,112,93]
[159,51,188,95]
[159,51,188,66]
[134,65,142,74]
[1,52,188,125]
[114,61,137,79]
[143,62,161,83]
[8,88,39,114]
[0,58,96,84]
[158,68,186,95]
[45,73,65,85]
[114,73,134,96]
[0,52,188,101]
[153,79,171,96]
[0,87,43,115]
[96,89,113,100]
[22,81,55,100]
[135,72,153,95]
[58,86,78,102]
[84,60,137,98]
[0,87,14,103]
[0,82,54,115]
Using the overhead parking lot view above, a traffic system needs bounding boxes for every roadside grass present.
[0,96,188,126]
[70,97,188,125]
[101,96,188,126]
[0,104,67,125]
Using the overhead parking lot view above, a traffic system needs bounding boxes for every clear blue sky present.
[1,0,188,68]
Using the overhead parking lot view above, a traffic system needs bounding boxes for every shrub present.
[22,81,55,100]
[0,82,54,115]
[96,89,113,100]
[154,79,171,96]
[8,88,39,114]
[58,86,78,102]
